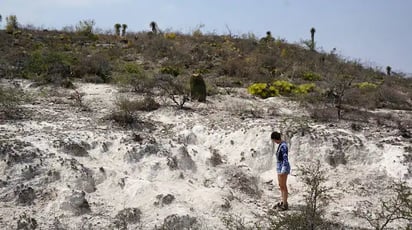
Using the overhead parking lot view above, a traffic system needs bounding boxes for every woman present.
[271,131,290,211]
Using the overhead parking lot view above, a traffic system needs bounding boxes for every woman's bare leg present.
[278,174,288,204]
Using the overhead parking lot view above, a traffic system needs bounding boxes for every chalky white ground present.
[0,81,410,229]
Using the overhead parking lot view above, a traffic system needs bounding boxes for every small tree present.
[333,74,354,120]
[114,23,121,36]
[156,74,189,109]
[5,15,18,33]
[121,24,127,36]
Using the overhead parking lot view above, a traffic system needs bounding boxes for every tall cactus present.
[310,27,316,51]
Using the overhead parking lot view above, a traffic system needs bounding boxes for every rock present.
[63,143,89,157]
[177,146,196,171]
[16,186,36,206]
[179,131,197,145]
[208,149,223,167]
[325,150,347,167]
[113,208,142,229]
[167,156,178,170]
[400,128,411,139]
[226,167,261,198]
[124,144,160,163]
[16,212,38,230]
[158,214,199,230]
[0,140,39,166]
[61,158,96,193]
[61,191,91,215]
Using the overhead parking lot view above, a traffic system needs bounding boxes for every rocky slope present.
[0,80,411,229]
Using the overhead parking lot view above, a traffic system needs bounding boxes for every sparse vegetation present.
[0,85,26,119]
[354,181,412,230]
[5,15,18,34]
[0,17,409,115]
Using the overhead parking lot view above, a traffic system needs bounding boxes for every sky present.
[1,0,411,74]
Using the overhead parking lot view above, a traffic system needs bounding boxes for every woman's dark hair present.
[271,131,281,140]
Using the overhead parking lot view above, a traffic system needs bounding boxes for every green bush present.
[71,52,112,82]
[24,50,73,78]
[160,66,181,77]
[293,83,316,94]
[356,82,378,90]
[272,80,294,95]
[302,72,322,81]
[248,81,315,98]
[113,67,155,94]
[190,74,207,102]
[123,63,143,74]
[247,83,278,99]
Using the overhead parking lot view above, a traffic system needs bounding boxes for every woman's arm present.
[280,144,289,173]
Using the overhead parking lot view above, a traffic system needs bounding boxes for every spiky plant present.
[114,23,121,36]
[121,24,127,36]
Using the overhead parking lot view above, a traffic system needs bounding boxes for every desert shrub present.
[0,86,24,118]
[75,19,98,40]
[310,105,337,122]
[141,36,176,60]
[71,52,112,82]
[109,97,150,127]
[220,57,254,79]
[354,181,412,230]
[344,88,378,109]
[273,80,295,95]
[221,213,257,230]
[377,84,411,110]
[164,32,177,40]
[190,74,207,102]
[356,82,378,90]
[292,83,316,95]
[23,50,73,80]
[247,83,277,99]
[302,72,322,81]
[113,65,155,94]
[123,62,143,74]
[248,81,314,98]
[134,97,160,111]
[160,65,181,77]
